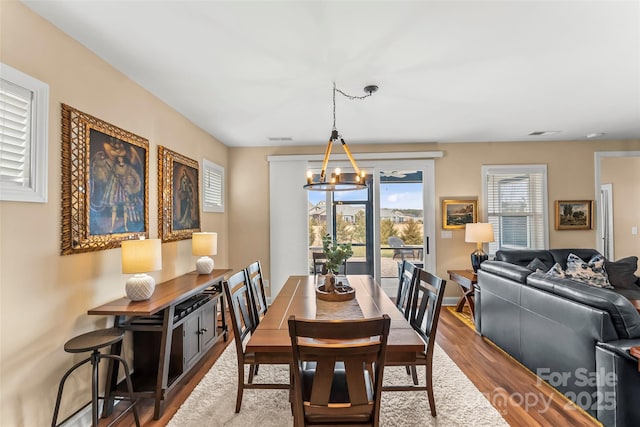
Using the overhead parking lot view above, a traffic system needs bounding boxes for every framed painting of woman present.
[158,146,201,242]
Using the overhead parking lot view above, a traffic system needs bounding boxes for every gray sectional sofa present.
[475,249,640,427]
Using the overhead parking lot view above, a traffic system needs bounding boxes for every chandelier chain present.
[332,82,374,132]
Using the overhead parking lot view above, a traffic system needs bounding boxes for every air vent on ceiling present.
[528,131,560,136]
[586,133,605,138]
[268,137,293,141]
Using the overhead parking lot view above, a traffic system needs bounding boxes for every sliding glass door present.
[307,160,435,295]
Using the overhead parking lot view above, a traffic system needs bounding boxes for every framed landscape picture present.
[555,200,592,230]
[158,146,201,242]
[61,104,149,255]
[442,199,477,229]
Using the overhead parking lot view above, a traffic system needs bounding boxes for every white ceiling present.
[23,0,640,147]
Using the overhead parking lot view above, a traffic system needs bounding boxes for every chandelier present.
[303,83,378,191]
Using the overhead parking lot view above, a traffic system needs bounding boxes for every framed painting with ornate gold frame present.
[60,104,149,255]
[158,146,201,242]
[442,198,477,229]
[555,200,592,230]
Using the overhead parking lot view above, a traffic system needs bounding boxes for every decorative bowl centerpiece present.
[316,234,355,301]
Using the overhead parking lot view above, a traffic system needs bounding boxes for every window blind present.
[0,79,32,187]
[202,159,224,212]
[483,165,548,253]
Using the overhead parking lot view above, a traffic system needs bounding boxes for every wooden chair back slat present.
[396,260,417,318]
[246,260,268,324]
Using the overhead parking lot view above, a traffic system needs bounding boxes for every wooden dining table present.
[246,275,425,364]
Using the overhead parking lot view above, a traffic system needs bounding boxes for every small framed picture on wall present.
[442,198,478,229]
[555,200,593,230]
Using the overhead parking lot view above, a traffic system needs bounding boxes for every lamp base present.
[196,256,214,274]
[470,249,489,273]
[126,274,155,301]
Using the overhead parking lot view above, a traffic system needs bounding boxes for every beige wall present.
[0,2,228,425]
[601,156,640,266]
[3,2,640,426]
[229,140,640,298]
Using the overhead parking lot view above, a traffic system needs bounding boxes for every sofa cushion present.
[605,256,640,290]
[564,253,613,289]
[526,272,640,339]
[479,260,533,283]
[549,248,601,270]
[495,250,554,268]
[526,257,548,272]
[614,288,640,300]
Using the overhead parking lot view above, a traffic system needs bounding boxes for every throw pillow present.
[565,253,613,289]
[605,256,639,289]
[527,258,548,272]
[546,263,566,278]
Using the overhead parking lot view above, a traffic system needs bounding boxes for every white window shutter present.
[0,63,48,203]
[202,159,224,212]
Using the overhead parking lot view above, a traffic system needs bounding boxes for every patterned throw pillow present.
[546,263,566,278]
[565,253,613,289]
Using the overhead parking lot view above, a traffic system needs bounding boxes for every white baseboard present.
[60,400,125,427]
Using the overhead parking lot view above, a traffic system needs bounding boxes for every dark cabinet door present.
[183,314,201,369]
[201,300,218,350]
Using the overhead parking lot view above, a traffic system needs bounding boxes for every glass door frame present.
[371,160,435,287]
[308,159,436,287]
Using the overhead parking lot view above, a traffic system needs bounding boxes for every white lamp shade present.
[121,238,162,274]
[192,232,218,256]
[465,223,495,243]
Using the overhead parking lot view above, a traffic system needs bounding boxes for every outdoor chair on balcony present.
[388,236,417,261]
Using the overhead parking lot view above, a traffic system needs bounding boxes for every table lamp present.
[192,232,217,274]
[121,237,162,301]
[465,222,494,273]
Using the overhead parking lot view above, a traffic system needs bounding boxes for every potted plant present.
[319,234,353,294]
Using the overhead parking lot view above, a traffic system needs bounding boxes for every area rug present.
[168,341,508,426]
[446,305,476,330]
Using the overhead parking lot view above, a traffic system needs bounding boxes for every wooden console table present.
[447,269,478,322]
[88,268,231,420]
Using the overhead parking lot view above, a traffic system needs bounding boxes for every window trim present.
[481,164,549,253]
[0,63,49,203]
[201,158,224,213]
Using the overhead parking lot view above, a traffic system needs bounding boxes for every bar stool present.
[52,328,140,427]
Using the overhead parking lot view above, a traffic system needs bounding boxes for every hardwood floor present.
[101,307,600,426]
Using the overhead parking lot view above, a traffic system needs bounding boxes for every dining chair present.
[383,267,447,417]
[396,259,418,382]
[245,260,268,324]
[288,314,391,427]
[312,252,347,276]
[223,270,291,413]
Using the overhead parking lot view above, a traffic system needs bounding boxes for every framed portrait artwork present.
[555,200,593,230]
[158,146,201,242]
[61,104,149,255]
[442,199,478,229]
